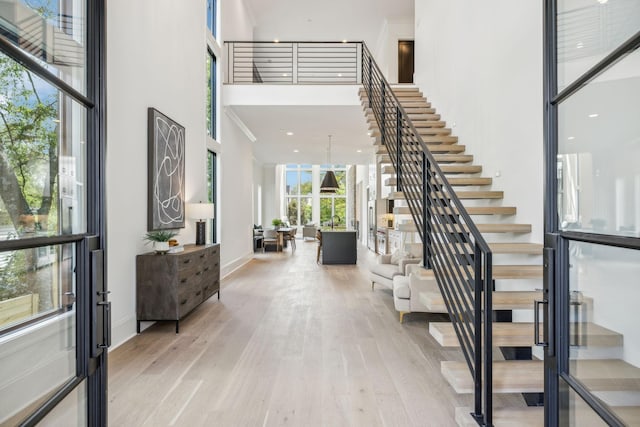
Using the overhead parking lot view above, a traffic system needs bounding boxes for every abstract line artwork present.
[148,108,185,231]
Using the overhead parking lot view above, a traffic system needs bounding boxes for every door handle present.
[534,299,548,347]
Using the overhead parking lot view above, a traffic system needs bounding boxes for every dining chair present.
[263,229,280,252]
[283,227,297,252]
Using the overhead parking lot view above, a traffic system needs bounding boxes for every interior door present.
[398,40,414,84]
[543,1,640,425]
[0,0,108,425]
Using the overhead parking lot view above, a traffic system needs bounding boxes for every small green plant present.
[271,218,284,227]
[143,230,178,243]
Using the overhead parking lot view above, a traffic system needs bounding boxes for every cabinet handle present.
[204,267,210,272]
[196,271,202,276]
[183,259,191,264]
[180,299,187,305]
[214,263,219,267]
[200,254,205,258]
[196,290,202,296]
[181,278,187,283]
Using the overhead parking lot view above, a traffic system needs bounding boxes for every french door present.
[0,0,107,425]
[543,1,640,425]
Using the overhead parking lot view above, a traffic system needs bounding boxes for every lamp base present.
[195,221,206,245]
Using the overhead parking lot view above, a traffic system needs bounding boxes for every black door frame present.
[543,1,640,425]
[0,0,107,424]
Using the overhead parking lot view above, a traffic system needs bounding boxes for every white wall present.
[374,18,414,84]
[106,0,209,345]
[414,0,544,244]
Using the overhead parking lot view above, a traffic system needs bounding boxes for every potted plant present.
[271,218,284,229]
[144,230,178,253]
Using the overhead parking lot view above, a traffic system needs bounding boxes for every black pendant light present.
[320,135,339,193]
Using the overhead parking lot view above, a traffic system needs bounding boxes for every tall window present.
[207,151,217,243]
[285,164,312,226]
[206,49,217,139]
[206,0,216,37]
[320,165,347,228]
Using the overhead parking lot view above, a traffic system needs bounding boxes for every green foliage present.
[0,54,59,229]
[0,250,32,301]
[271,218,284,227]
[143,230,178,243]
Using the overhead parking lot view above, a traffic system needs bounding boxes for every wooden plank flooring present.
[108,241,526,426]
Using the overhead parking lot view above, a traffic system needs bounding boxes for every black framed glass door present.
[544,1,640,425]
[0,0,107,425]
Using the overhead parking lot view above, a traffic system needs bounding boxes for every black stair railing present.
[362,43,495,427]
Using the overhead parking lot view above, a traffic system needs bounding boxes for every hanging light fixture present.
[320,135,339,193]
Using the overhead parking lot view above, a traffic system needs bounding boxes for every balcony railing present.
[224,41,362,84]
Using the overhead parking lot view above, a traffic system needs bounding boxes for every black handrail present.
[361,43,494,426]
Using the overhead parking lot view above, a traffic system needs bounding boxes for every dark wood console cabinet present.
[136,244,220,333]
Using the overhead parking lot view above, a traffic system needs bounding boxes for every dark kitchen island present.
[321,230,357,265]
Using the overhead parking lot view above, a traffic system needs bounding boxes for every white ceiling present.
[233,0,414,165]
[244,0,414,47]
[230,105,374,165]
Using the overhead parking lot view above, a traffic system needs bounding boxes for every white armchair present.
[393,265,447,323]
[369,252,420,290]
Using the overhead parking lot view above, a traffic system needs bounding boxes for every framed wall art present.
[148,108,185,231]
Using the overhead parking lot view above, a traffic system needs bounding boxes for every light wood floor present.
[109,241,523,426]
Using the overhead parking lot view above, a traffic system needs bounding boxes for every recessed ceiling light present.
[338,73,343,77]
[356,149,362,153]
[576,42,584,49]
[274,39,279,43]
[282,73,288,77]
[342,39,347,43]
[598,0,608,4]
[367,131,372,136]
[293,149,299,153]
[286,131,294,136]
[588,113,599,118]
[568,136,575,141]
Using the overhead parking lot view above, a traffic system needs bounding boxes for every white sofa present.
[392,265,447,322]
[369,253,420,290]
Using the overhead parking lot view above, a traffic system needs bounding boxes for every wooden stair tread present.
[433,154,474,163]
[442,360,543,394]
[374,143,465,154]
[439,165,482,174]
[489,243,543,254]
[399,220,532,234]
[430,321,623,348]
[385,177,492,187]
[433,191,504,199]
[444,359,640,394]
[421,135,459,144]
[455,407,542,427]
[419,289,543,312]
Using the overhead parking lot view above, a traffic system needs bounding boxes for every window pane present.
[557,48,640,237]
[300,197,311,225]
[207,151,216,243]
[286,171,299,195]
[206,50,216,139]
[0,0,87,94]
[300,170,312,195]
[557,0,640,89]
[286,198,298,226]
[567,241,640,425]
[0,243,76,423]
[320,198,332,227]
[0,52,87,242]
[206,0,216,36]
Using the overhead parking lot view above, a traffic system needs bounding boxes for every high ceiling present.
[244,0,414,47]
[234,0,415,165]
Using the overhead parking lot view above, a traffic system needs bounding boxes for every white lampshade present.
[187,202,214,220]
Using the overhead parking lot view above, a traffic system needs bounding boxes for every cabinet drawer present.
[203,279,219,300]
[178,282,203,316]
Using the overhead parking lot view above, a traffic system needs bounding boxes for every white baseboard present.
[109,314,137,351]
[221,251,253,279]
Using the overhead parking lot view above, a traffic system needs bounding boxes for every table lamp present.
[188,202,214,245]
